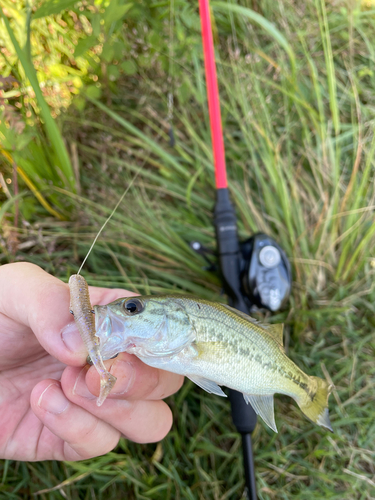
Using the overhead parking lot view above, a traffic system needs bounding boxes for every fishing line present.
[77,169,141,275]
[77,0,178,276]
[167,0,175,146]
[77,139,162,276]
[227,7,267,222]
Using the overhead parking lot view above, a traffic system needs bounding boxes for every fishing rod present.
[197,0,292,498]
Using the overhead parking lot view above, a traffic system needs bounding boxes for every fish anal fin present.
[188,375,227,397]
[244,393,277,432]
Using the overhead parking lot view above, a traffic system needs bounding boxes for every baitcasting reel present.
[191,232,291,313]
[240,233,291,313]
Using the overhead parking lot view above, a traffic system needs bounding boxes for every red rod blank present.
[198,0,228,189]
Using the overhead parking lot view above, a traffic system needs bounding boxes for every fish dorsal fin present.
[188,375,227,397]
[221,304,284,347]
[262,323,284,347]
[244,393,277,432]
[221,304,259,325]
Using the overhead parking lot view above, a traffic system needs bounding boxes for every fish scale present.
[94,294,333,432]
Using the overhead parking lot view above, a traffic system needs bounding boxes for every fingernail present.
[38,383,69,414]
[61,322,85,353]
[73,367,96,400]
[110,360,135,395]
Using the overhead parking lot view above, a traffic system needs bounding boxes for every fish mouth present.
[94,305,133,360]
[94,305,112,338]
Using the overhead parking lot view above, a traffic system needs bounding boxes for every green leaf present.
[107,65,120,81]
[104,1,133,27]
[101,43,115,63]
[85,85,102,99]
[33,0,80,19]
[120,60,137,75]
[91,14,101,37]
[112,41,126,60]
[74,35,97,59]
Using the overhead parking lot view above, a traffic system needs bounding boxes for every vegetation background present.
[1,0,375,498]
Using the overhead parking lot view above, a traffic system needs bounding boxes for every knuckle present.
[143,369,160,397]
[66,422,120,460]
[71,417,100,447]
[156,373,184,399]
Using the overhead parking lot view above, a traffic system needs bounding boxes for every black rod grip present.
[228,388,258,434]
[242,433,258,500]
[214,187,258,500]
[214,187,258,433]
[213,188,247,311]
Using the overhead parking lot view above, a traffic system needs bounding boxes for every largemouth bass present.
[94,295,333,432]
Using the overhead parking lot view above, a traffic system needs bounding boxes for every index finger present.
[0,263,136,366]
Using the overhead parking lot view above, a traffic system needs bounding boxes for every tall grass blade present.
[0,9,75,192]
[88,97,190,179]
[212,2,296,81]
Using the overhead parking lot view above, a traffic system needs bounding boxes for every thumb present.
[0,263,87,366]
[0,263,138,367]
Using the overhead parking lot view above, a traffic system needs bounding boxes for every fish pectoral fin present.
[188,375,227,397]
[243,393,278,433]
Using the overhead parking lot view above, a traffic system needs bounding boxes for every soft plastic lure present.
[69,274,116,406]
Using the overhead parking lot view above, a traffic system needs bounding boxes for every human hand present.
[0,263,183,461]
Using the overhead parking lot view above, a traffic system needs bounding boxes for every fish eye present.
[123,298,144,315]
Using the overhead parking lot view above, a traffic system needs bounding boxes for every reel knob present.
[258,245,281,269]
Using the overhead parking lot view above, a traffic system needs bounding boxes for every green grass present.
[1,0,375,498]
[0,1,81,218]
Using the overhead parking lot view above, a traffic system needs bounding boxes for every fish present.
[93,294,333,432]
[69,274,116,406]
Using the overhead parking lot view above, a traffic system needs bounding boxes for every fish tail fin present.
[297,376,333,432]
